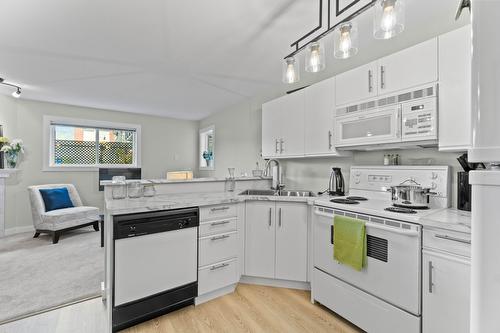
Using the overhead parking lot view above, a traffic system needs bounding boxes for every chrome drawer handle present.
[428,261,434,293]
[210,263,229,271]
[210,235,230,241]
[210,220,230,226]
[211,206,230,212]
[435,234,471,244]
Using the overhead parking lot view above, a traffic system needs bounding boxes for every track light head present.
[12,88,21,98]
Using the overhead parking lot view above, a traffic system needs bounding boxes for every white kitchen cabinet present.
[335,62,378,106]
[422,251,470,333]
[245,201,276,279]
[275,202,308,281]
[262,97,283,158]
[438,25,472,152]
[245,201,308,282]
[304,77,346,156]
[261,90,305,158]
[378,38,438,95]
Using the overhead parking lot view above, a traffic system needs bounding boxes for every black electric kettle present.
[329,167,345,196]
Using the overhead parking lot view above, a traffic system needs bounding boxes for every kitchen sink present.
[239,189,315,197]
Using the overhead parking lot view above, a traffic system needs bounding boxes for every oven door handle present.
[314,210,419,237]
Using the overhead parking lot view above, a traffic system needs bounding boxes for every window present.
[199,125,215,170]
[44,116,141,170]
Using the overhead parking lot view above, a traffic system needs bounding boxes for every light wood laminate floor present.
[123,283,362,333]
[0,284,362,333]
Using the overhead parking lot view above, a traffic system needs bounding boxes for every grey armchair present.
[28,184,100,244]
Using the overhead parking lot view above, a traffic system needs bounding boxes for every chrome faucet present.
[264,159,285,191]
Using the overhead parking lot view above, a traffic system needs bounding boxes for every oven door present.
[335,106,401,147]
[313,205,421,315]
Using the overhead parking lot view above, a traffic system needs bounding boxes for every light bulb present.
[381,1,396,32]
[12,88,21,98]
[334,22,358,59]
[282,57,300,84]
[374,0,405,39]
[305,41,325,73]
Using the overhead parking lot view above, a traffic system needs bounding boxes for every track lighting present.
[0,78,22,99]
[12,88,21,98]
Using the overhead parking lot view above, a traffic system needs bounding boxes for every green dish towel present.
[333,215,367,271]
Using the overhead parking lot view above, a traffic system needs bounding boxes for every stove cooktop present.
[384,207,418,214]
[330,198,360,205]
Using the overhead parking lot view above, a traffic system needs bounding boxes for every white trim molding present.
[42,115,142,172]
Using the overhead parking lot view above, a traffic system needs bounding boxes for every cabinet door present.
[378,38,438,95]
[279,90,305,157]
[275,202,308,282]
[438,25,472,152]
[304,77,336,155]
[262,98,282,158]
[422,251,471,333]
[335,62,378,106]
[245,201,276,278]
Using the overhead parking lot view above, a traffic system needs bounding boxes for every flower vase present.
[5,152,18,169]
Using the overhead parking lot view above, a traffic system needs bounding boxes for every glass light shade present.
[305,41,326,73]
[334,22,358,59]
[373,0,405,39]
[282,56,300,84]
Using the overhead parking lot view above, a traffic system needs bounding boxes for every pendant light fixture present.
[334,22,358,59]
[305,41,326,73]
[282,56,300,84]
[373,0,405,40]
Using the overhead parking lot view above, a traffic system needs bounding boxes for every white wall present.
[199,100,463,208]
[0,95,198,233]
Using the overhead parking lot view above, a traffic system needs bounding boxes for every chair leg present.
[52,231,60,244]
[33,232,40,238]
[93,221,99,232]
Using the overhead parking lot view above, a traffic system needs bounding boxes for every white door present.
[378,38,438,95]
[245,201,275,278]
[262,98,282,158]
[304,77,337,155]
[336,62,378,106]
[335,106,401,147]
[279,90,305,157]
[275,202,308,282]
[422,251,471,333]
[438,25,472,152]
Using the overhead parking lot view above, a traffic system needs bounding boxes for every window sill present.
[43,165,139,172]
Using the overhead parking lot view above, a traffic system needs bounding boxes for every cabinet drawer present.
[200,204,237,221]
[423,228,471,257]
[198,258,238,295]
[199,217,237,237]
[199,231,238,267]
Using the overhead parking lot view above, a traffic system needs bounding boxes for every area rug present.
[0,228,104,324]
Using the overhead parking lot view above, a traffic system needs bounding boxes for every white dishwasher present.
[112,207,199,332]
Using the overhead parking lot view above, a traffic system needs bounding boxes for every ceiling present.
[0,0,469,120]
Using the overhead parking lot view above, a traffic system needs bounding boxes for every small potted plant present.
[1,138,25,169]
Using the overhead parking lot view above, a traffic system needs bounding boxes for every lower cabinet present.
[422,229,471,333]
[245,201,308,282]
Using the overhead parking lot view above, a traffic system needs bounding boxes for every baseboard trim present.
[195,284,237,305]
[4,225,34,236]
[240,276,311,290]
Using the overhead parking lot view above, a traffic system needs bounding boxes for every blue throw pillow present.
[39,187,74,212]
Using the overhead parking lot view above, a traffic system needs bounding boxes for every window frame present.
[43,116,141,172]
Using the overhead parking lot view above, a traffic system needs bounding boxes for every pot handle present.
[400,178,421,186]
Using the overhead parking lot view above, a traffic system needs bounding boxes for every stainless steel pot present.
[387,179,437,209]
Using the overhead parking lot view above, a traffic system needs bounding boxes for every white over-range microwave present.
[335,85,438,149]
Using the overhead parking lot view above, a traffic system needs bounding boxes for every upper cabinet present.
[304,77,343,156]
[262,90,305,158]
[378,38,438,95]
[438,25,472,152]
[335,62,378,106]
[335,38,438,106]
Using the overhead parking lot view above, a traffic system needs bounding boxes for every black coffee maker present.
[457,172,471,211]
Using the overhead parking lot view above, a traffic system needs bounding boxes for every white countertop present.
[419,208,471,234]
[105,191,314,215]
[100,176,271,186]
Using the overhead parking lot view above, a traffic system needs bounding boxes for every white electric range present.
[311,165,450,333]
